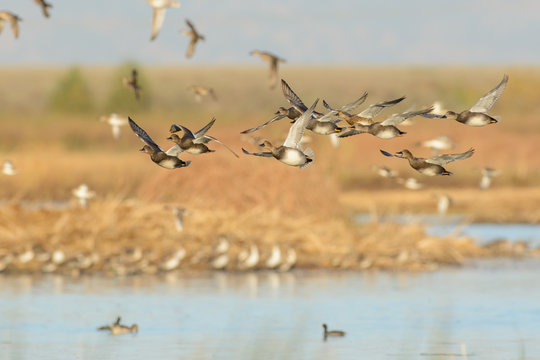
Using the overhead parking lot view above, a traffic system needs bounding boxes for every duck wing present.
[379,149,406,159]
[469,75,508,113]
[170,124,196,139]
[150,7,166,41]
[282,99,318,149]
[281,79,308,112]
[193,117,216,138]
[9,16,19,38]
[358,96,406,119]
[198,135,239,158]
[128,118,164,152]
[164,144,184,156]
[380,106,434,126]
[0,18,6,35]
[425,148,474,165]
[319,93,368,122]
[241,114,286,134]
[241,148,273,158]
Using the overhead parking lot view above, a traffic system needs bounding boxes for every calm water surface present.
[1,259,540,360]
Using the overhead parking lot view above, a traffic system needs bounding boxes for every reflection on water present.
[1,260,540,360]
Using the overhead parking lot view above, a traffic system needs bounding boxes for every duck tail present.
[300,148,315,169]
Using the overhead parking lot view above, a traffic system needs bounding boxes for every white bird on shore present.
[72,184,96,209]
[396,177,424,190]
[160,248,186,271]
[265,245,281,269]
[100,113,128,140]
[238,244,259,270]
[480,167,500,190]
[278,248,297,272]
[419,135,456,155]
[2,160,17,175]
[436,194,453,215]
[171,207,188,232]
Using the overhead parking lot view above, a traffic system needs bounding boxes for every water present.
[1,259,540,360]
[355,213,540,246]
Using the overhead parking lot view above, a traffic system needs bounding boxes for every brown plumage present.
[250,50,286,89]
[180,19,205,58]
[0,11,22,39]
[33,0,53,18]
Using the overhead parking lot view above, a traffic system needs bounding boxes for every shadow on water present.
[0,259,540,360]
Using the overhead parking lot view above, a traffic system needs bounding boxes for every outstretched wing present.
[169,124,195,139]
[380,106,434,126]
[165,144,184,156]
[425,148,474,165]
[338,128,367,138]
[128,118,164,152]
[200,135,239,158]
[283,99,318,149]
[150,7,166,41]
[241,114,286,134]
[281,79,308,112]
[241,148,273,158]
[358,96,406,119]
[469,75,508,113]
[319,93,368,122]
[185,19,196,32]
[380,149,405,159]
[194,118,216,138]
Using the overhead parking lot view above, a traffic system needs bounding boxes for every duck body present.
[454,110,498,127]
[307,119,343,135]
[381,148,474,176]
[271,145,311,167]
[167,134,214,155]
[322,324,346,341]
[145,147,190,169]
[98,317,138,335]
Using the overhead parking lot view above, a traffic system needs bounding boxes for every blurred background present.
[1,1,540,359]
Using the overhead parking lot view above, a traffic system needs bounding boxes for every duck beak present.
[395,151,403,156]
[490,119,498,124]
[335,128,342,133]
[139,147,145,152]
[167,136,172,140]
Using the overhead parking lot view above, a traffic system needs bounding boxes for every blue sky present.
[1,0,539,65]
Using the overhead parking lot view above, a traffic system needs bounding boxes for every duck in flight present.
[167,118,239,157]
[34,0,53,18]
[242,99,319,169]
[443,75,508,126]
[250,50,286,89]
[0,11,22,39]
[147,0,180,41]
[180,19,204,58]
[380,148,474,176]
[123,69,141,100]
[128,117,190,169]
